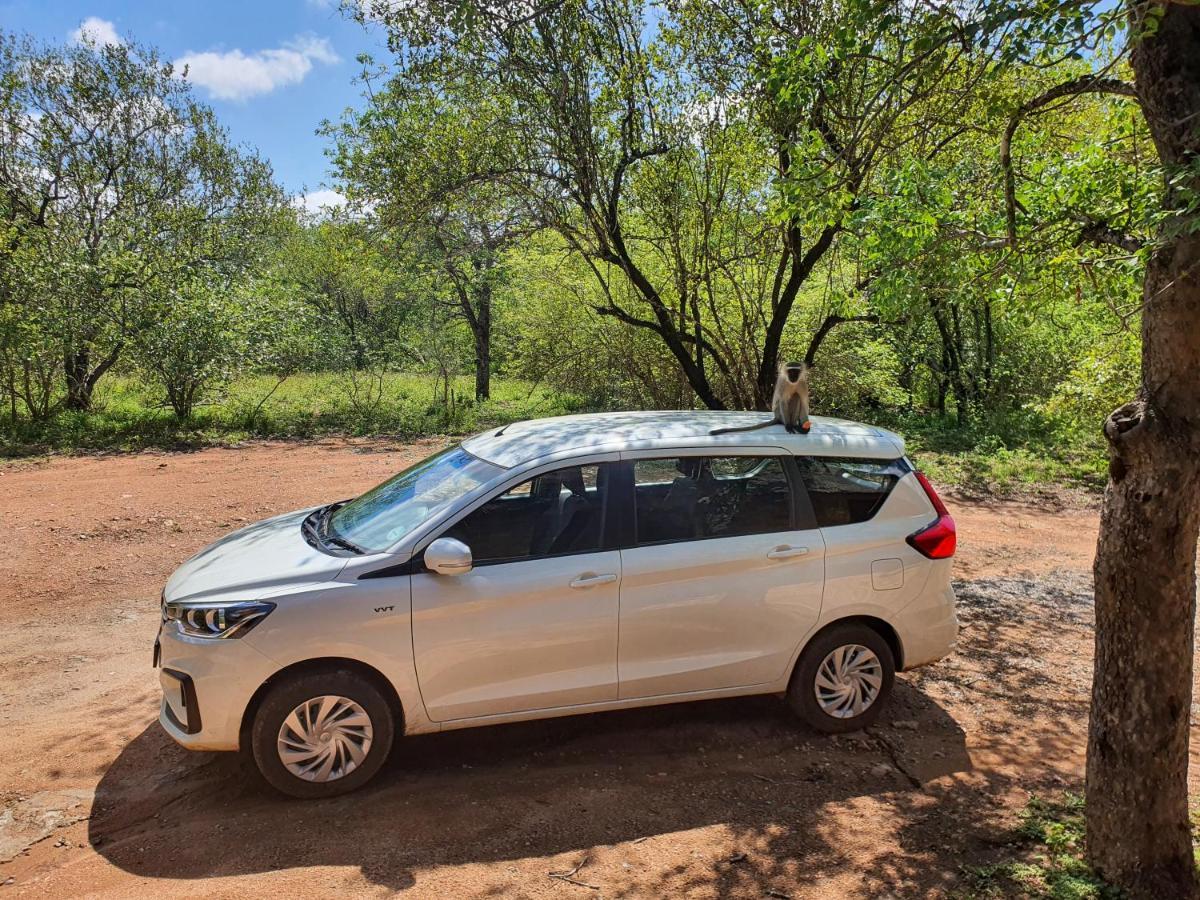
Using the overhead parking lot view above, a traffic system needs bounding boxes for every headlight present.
[163,600,275,639]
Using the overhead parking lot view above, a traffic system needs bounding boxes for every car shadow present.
[89,681,999,895]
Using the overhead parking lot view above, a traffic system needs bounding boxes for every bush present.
[133,282,246,420]
[1041,330,1139,445]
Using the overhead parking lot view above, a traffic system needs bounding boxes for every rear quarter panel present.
[804,471,946,667]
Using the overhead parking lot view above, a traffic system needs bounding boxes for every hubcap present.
[814,644,883,719]
[277,695,373,783]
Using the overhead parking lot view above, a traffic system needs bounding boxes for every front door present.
[617,453,825,699]
[411,460,620,721]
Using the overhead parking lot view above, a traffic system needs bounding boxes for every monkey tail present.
[709,418,778,436]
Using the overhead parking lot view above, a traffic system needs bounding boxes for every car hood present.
[164,508,348,603]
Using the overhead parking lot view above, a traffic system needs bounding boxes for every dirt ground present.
[0,440,1190,898]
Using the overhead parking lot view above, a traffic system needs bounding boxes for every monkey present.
[710,361,812,435]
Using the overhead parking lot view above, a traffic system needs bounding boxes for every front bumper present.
[161,667,202,734]
[156,624,278,751]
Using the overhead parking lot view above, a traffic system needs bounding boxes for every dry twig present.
[548,853,600,890]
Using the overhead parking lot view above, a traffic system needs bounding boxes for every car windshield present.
[327,446,503,554]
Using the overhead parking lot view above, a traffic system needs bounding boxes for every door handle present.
[767,546,809,560]
[570,573,618,588]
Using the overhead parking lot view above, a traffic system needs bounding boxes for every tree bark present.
[928,297,971,424]
[474,282,491,402]
[63,341,120,412]
[63,348,91,411]
[1086,4,1200,897]
[432,227,497,404]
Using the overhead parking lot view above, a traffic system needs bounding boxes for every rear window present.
[796,457,910,527]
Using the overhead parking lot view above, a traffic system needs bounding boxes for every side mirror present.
[424,537,473,575]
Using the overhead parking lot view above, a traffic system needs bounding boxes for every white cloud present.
[307,0,336,8]
[175,35,339,102]
[293,189,348,217]
[70,16,123,48]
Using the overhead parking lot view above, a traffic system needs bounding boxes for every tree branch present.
[1001,76,1139,249]
[592,302,732,378]
[1075,219,1144,253]
[757,222,841,401]
[804,313,904,368]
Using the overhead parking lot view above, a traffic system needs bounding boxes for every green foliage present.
[0,5,1168,498]
[960,794,1122,899]
[266,214,418,369]
[1041,329,1140,441]
[133,280,248,420]
[809,327,909,416]
[0,31,287,412]
[2,372,581,454]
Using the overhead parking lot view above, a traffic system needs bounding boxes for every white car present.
[156,411,957,798]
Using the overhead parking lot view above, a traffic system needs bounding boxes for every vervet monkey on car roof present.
[710,361,811,435]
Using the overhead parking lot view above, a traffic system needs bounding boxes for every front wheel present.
[250,668,395,799]
[787,623,895,733]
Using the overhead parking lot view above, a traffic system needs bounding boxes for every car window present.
[328,446,502,554]
[441,464,608,564]
[633,456,792,545]
[796,457,908,526]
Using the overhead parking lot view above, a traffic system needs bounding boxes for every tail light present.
[906,471,956,559]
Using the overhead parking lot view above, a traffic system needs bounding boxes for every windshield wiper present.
[324,533,365,554]
[316,501,364,555]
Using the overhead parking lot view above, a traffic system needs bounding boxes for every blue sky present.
[2,1,385,209]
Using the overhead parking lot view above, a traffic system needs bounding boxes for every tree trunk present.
[755,223,839,408]
[63,343,120,412]
[1086,5,1200,896]
[64,348,92,411]
[474,283,491,402]
[982,300,995,398]
[934,347,950,416]
[5,360,16,426]
[1087,391,1200,898]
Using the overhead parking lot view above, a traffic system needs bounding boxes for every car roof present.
[462,411,905,469]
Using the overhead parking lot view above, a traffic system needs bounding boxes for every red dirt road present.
[0,441,1178,898]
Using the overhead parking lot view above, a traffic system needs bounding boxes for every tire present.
[787,623,895,734]
[250,668,396,799]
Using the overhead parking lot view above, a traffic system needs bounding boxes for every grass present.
[910,444,1106,496]
[896,414,1108,496]
[960,794,1121,900]
[0,372,584,456]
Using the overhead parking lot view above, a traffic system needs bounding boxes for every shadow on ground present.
[85,678,1075,897]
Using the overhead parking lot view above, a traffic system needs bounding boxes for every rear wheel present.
[788,623,895,733]
[250,669,395,799]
